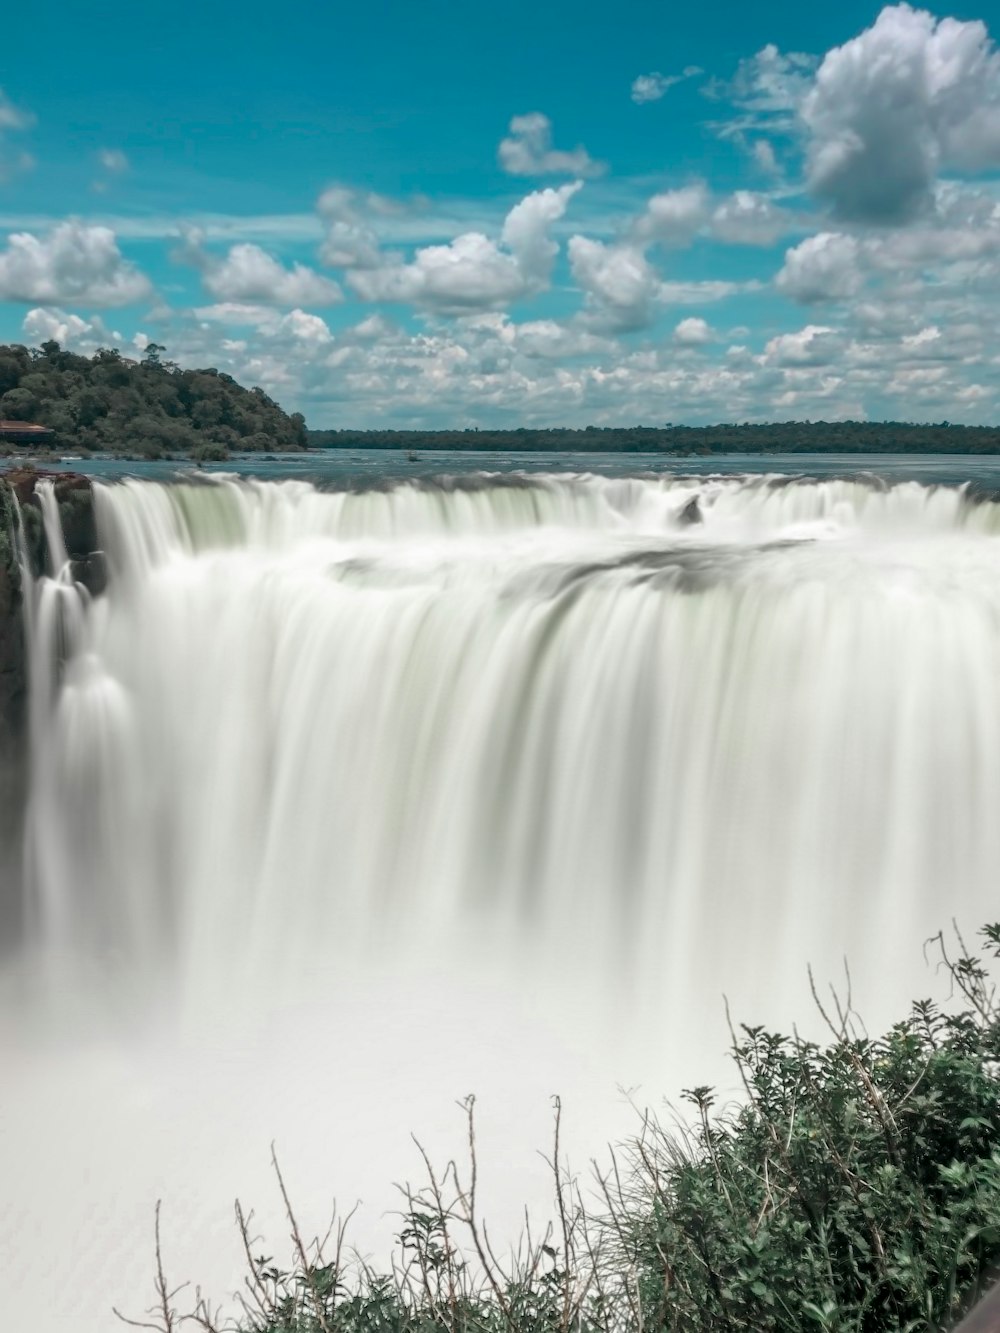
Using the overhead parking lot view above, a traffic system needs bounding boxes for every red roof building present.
[0,420,54,443]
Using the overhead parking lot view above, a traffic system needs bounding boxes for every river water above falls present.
[4,464,1000,1330]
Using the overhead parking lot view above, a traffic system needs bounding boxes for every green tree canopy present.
[0,341,308,456]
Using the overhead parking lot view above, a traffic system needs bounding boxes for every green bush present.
[119,927,1000,1333]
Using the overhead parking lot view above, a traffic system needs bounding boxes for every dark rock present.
[677,495,703,525]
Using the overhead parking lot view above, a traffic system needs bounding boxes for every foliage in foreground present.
[121,926,1000,1333]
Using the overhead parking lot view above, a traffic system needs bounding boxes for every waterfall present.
[18,471,1000,1008]
[5,468,1000,1332]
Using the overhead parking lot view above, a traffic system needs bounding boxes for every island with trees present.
[0,340,307,459]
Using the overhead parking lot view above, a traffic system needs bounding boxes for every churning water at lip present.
[5,468,1000,1331]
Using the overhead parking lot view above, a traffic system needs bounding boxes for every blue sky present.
[2,0,1000,426]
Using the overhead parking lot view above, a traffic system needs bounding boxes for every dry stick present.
[233,1202,280,1325]
[186,1289,227,1333]
[548,1095,577,1333]
[451,1095,517,1329]
[399,1175,440,1315]
[270,1142,334,1333]
[408,1138,462,1324]
[113,1200,188,1333]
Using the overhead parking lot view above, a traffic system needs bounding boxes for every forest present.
[0,341,307,457]
[308,421,1000,453]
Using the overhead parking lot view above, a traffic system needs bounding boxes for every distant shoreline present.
[305,423,1000,455]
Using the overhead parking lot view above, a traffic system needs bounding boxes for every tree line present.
[308,421,1000,453]
[0,341,307,457]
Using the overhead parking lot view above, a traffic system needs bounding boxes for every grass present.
[117,924,1000,1333]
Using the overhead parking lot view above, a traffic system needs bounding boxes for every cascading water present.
[4,468,1000,1332]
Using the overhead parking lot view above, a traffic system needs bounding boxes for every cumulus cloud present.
[348,182,582,313]
[633,184,710,246]
[802,6,1000,222]
[120,281,1000,429]
[569,234,746,330]
[0,222,152,306]
[776,232,863,303]
[568,237,662,330]
[674,317,714,345]
[764,325,842,365]
[317,185,403,269]
[710,191,795,245]
[630,67,702,104]
[193,302,333,342]
[200,242,343,306]
[498,114,604,177]
[22,307,117,349]
[712,8,1000,220]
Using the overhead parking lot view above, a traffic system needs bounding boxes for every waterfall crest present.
[16,471,1000,1017]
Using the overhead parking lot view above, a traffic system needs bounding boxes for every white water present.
[4,470,1000,1331]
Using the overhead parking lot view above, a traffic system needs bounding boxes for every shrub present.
[118,926,1000,1333]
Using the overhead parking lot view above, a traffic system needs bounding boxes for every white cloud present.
[512,318,615,359]
[498,114,604,177]
[568,237,661,330]
[710,191,795,245]
[633,184,710,246]
[776,232,863,303]
[316,185,403,269]
[193,302,277,326]
[98,148,129,174]
[276,309,333,342]
[715,43,817,145]
[0,222,151,306]
[193,303,332,342]
[125,287,1000,428]
[803,5,1000,222]
[22,307,112,348]
[752,140,780,175]
[900,324,944,357]
[201,243,343,306]
[0,89,33,133]
[630,67,702,104]
[348,182,582,313]
[660,280,748,304]
[674,317,713,345]
[569,232,746,330]
[0,88,35,182]
[764,325,842,365]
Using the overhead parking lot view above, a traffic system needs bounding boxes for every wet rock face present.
[0,468,98,951]
[0,480,26,748]
[0,467,99,747]
[6,467,102,594]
